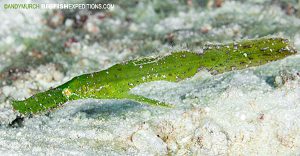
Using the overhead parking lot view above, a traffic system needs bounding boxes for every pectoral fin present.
[126,94,173,108]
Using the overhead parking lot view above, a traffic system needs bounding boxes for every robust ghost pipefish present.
[12,37,297,115]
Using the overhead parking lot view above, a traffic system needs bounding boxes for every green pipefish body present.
[12,37,297,115]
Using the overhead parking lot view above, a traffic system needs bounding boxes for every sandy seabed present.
[0,0,300,155]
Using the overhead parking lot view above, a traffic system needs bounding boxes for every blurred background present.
[0,1,300,155]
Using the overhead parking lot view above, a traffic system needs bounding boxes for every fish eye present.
[62,88,72,98]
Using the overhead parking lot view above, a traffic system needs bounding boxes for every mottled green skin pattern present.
[12,38,296,115]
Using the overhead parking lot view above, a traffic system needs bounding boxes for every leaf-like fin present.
[127,94,173,108]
